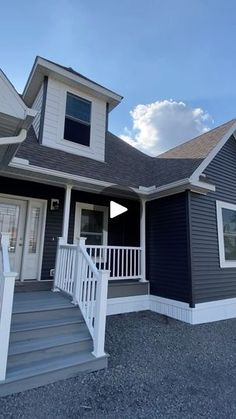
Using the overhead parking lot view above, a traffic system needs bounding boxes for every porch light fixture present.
[50,199,60,211]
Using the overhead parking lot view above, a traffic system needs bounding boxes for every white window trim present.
[74,202,108,245]
[216,200,236,268]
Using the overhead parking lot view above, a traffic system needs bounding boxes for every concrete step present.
[0,351,108,397]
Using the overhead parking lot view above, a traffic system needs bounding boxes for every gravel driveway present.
[1,310,236,419]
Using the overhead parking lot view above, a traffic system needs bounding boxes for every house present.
[1,56,236,396]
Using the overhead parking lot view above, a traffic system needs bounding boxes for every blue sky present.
[1,0,236,154]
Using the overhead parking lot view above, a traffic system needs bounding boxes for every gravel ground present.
[1,311,236,419]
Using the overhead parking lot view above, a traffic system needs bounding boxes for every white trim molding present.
[107,294,236,324]
[189,121,236,183]
[107,295,150,316]
[149,295,193,323]
[216,200,236,268]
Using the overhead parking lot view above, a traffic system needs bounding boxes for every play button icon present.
[110,201,128,219]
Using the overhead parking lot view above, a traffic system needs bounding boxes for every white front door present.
[21,200,46,280]
[0,196,46,280]
[0,197,27,277]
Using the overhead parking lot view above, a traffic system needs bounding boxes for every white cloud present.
[120,99,214,156]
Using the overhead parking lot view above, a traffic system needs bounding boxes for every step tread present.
[9,332,92,356]
[5,350,107,383]
[12,291,73,314]
[11,316,84,333]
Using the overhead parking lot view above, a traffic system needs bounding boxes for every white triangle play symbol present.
[110,201,128,219]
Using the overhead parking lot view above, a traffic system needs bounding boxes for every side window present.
[217,200,236,267]
[64,93,91,147]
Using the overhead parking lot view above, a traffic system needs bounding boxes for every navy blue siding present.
[190,135,236,303]
[146,192,191,303]
[0,176,64,280]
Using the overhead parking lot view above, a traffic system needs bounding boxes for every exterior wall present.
[0,177,65,280]
[190,135,236,304]
[42,77,106,162]
[32,84,43,138]
[146,192,191,304]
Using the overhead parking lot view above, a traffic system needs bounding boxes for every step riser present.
[8,339,94,369]
[12,307,83,323]
[10,322,89,342]
[0,356,108,398]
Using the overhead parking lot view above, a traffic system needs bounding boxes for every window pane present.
[81,209,103,233]
[224,235,236,260]
[66,93,91,123]
[28,207,40,254]
[64,118,90,146]
[222,208,236,260]
[222,208,236,233]
[0,203,20,253]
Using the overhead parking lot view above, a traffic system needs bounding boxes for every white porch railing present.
[0,233,17,381]
[85,245,142,280]
[54,238,109,358]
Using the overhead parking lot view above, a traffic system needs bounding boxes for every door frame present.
[0,193,47,281]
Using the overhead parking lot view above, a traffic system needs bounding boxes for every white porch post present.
[140,198,147,282]
[0,233,17,381]
[62,184,72,242]
[92,270,109,358]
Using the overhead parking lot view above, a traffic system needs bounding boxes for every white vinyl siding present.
[42,77,106,162]
[32,84,43,138]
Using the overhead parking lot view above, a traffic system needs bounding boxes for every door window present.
[0,203,20,253]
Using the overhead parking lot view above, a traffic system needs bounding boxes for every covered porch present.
[0,174,147,286]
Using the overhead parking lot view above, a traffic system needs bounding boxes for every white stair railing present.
[0,233,18,381]
[54,238,109,358]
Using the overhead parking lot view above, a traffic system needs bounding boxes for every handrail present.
[54,237,109,358]
[0,233,18,381]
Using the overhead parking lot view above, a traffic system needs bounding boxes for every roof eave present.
[22,57,123,110]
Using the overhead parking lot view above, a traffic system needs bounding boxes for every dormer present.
[22,57,123,162]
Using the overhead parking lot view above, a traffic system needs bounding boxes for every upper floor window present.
[64,93,91,147]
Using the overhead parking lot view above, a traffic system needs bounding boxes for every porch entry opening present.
[0,196,46,280]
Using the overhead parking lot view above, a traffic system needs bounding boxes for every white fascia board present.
[9,161,117,189]
[7,160,216,198]
[189,121,236,182]
[0,69,37,124]
[23,57,123,109]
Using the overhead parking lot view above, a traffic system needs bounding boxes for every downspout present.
[0,128,27,145]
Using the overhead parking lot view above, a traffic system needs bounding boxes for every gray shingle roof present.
[157,119,236,159]
[15,119,236,189]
